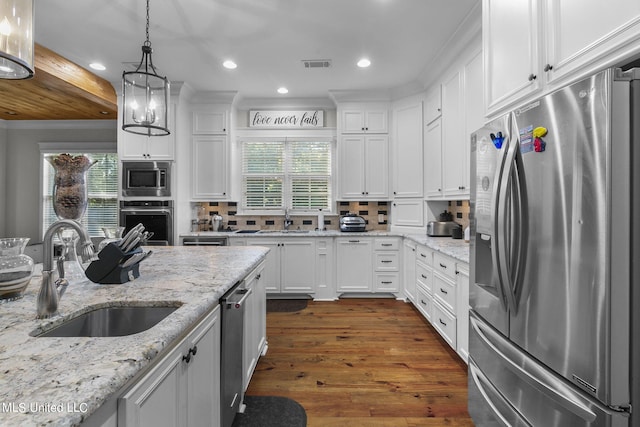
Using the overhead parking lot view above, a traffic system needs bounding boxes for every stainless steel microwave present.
[121,161,171,197]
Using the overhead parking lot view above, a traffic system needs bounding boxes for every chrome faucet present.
[37,219,96,319]
[284,208,293,230]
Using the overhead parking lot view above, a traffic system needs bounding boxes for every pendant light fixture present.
[0,0,35,79]
[122,0,170,136]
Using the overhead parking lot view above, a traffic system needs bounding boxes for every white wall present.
[4,121,117,242]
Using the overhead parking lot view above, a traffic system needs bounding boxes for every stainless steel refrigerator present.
[468,68,639,426]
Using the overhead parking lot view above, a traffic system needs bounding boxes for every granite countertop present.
[0,246,268,427]
[181,230,470,264]
[403,234,470,264]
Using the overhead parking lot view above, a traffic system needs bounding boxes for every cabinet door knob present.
[528,73,537,81]
[543,64,553,72]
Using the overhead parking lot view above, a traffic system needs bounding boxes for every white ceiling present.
[34,0,479,102]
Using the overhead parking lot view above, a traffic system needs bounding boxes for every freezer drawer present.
[468,312,629,427]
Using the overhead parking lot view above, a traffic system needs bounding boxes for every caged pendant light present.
[122,0,170,136]
[0,0,35,79]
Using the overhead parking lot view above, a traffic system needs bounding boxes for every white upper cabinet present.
[543,0,640,85]
[192,110,228,134]
[441,70,466,197]
[339,135,389,199]
[392,101,423,198]
[119,107,176,160]
[483,0,541,115]
[191,136,227,199]
[485,0,640,116]
[424,85,442,125]
[424,118,443,198]
[341,108,388,133]
[190,106,231,200]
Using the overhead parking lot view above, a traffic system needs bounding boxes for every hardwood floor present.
[245,298,475,426]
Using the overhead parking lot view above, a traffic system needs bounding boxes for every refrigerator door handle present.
[469,359,532,427]
[470,315,600,423]
[494,114,519,313]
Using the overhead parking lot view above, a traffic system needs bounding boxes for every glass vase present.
[46,153,97,220]
[0,238,34,301]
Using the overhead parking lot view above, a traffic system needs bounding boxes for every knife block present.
[85,242,142,284]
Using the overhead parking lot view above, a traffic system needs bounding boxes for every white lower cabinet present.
[118,306,221,427]
[402,240,417,302]
[243,261,267,390]
[373,237,400,294]
[410,243,469,364]
[415,282,433,322]
[246,239,316,294]
[431,298,457,349]
[455,263,470,363]
[336,238,373,292]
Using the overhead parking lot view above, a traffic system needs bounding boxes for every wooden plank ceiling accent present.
[0,43,117,120]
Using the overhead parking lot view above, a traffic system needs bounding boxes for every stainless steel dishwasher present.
[220,281,251,427]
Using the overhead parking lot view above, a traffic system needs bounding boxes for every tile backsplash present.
[447,200,470,229]
[194,201,389,231]
[193,200,469,231]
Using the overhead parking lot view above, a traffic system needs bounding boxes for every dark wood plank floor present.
[245,298,475,426]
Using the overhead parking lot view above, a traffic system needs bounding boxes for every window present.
[242,139,332,212]
[42,152,119,237]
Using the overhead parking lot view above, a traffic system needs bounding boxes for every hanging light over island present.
[122,0,170,136]
[0,0,34,79]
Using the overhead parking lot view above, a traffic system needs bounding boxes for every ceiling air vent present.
[302,59,332,69]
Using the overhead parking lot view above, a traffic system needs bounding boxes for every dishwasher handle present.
[225,287,253,309]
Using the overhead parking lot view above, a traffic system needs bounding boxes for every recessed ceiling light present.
[89,63,106,71]
[357,58,371,68]
[277,87,289,94]
[223,60,237,69]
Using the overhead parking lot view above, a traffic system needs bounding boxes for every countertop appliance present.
[468,68,638,426]
[426,221,458,236]
[121,161,171,198]
[220,281,251,427]
[119,200,173,246]
[339,214,366,232]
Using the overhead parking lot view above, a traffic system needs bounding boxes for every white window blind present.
[42,153,119,237]
[242,139,332,212]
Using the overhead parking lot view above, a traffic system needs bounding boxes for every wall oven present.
[119,200,174,246]
[122,161,171,198]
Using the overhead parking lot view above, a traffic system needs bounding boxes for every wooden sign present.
[249,110,323,128]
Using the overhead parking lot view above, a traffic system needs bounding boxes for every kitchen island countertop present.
[0,245,268,427]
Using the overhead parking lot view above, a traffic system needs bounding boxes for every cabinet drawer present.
[375,273,399,292]
[433,272,456,313]
[416,262,432,293]
[416,245,432,266]
[415,283,432,321]
[432,299,456,349]
[375,252,399,271]
[374,238,399,251]
[433,252,455,279]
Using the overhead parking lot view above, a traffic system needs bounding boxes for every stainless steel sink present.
[35,305,180,337]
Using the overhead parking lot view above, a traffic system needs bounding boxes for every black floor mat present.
[232,396,307,427]
[266,299,308,313]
